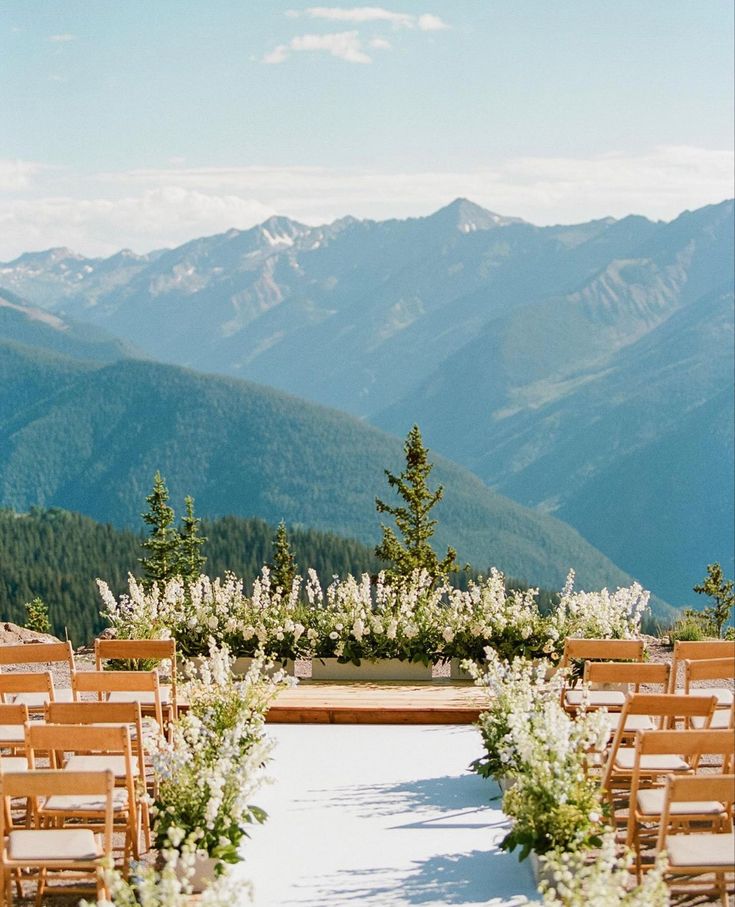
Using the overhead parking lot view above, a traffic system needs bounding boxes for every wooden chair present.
[45,701,151,850]
[567,662,671,737]
[0,704,30,771]
[626,728,735,880]
[0,643,76,709]
[602,693,717,809]
[95,638,177,723]
[683,657,735,727]
[73,670,164,730]
[668,639,735,693]
[655,773,735,906]
[0,768,114,906]
[0,671,59,715]
[559,638,645,712]
[25,723,140,872]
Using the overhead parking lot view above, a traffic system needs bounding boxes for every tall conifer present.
[178,495,207,583]
[270,520,297,594]
[140,471,179,588]
[375,424,457,586]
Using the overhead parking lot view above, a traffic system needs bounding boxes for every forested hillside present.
[0,507,380,644]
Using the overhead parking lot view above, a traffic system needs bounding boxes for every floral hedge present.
[98,566,650,664]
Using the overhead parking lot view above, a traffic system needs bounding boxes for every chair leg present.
[34,867,46,907]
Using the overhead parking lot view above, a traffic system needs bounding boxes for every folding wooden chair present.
[626,728,735,880]
[0,704,30,771]
[73,670,164,730]
[0,672,59,716]
[683,657,735,727]
[668,639,735,693]
[95,638,177,723]
[0,643,76,707]
[45,701,151,850]
[0,768,114,906]
[567,662,671,736]
[559,638,645,712]
[655,773,735,906]
[602,693,717,810]
[25,723,140,873]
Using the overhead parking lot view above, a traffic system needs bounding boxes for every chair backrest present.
[584,660,670,690]
[73,669,163,727]
[684,656,735,687]
[0,768,115,856]
[0,702,30,726]
[636,727,735,762]
[0,641,75,671]
[0,671,55,703]
[25,722,133,776]
[669,640,735,692]
[95,638,176,713]
[560,638,645,668]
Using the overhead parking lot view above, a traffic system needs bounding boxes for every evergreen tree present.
[269,520,297,594]
[178,495,207,583]
[140,472,179,588]
[24,596,52,635]
[375,424,457,586]
[693,563,734,638]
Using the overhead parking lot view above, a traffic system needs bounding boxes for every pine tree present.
[375,424,457,586]
[270,520,297,594]
[140,472,180,588]
[693,563,734,638]
[178,495,207,584]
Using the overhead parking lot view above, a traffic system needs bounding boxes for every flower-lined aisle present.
[83,645,291,907]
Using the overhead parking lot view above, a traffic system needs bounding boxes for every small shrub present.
[23,597,51,635]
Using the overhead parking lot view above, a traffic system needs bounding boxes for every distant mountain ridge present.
[1,197,732,603]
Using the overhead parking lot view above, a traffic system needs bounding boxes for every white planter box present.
[231,656,295,677]
[449,658,476,681]
[175,853,220,893]
[311,658,433,681]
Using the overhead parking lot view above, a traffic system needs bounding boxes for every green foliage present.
[375,424,457,585]
[269,521,296,594]
[23,596,51,635]
[140,472,180,588]
[178,495,207,583]
[667,610,715,643]
[693,562,734,637]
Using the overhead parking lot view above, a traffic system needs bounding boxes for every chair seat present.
[565,689,627,708]
[8,828,101,862]
[0,756,28,772]
[637,788,725,816]
[0,724,26,743]
[614,748,690,772]
[42,787,129,813]
[666,832,735,868]
[12,688,75,708]
[685,687,734,707]
[690,710,733,729]
[606,713,655,733]
[64,753,140,778]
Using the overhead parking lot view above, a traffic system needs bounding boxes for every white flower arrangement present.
[538,832,669,905]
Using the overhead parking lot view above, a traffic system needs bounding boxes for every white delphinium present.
[551,570,649,642]
[539,833,669,905]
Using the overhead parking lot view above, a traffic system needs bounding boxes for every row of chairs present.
[0,699,158,904]
[560,637,734,904]
[0,638,178,725]
[0,638,181,904]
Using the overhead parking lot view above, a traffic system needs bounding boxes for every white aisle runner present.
[243,724,537,906]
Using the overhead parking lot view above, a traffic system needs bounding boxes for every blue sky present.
[1,1,733,257]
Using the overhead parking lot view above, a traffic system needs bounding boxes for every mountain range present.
[1,197,732,605]
[0,308,657,612]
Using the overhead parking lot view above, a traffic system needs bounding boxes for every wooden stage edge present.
[265,681,490,725]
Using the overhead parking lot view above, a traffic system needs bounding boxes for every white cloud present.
[296,7,413,27]
[1,147,731,259]
[369,37,391,49]
[264,31,371,64]
[0,159,46,192]
[48,33,76,42]
[417,14,448,31]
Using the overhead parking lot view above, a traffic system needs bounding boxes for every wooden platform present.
[265,681,490,724]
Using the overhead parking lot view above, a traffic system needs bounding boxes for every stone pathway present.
[244,724,537,906]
